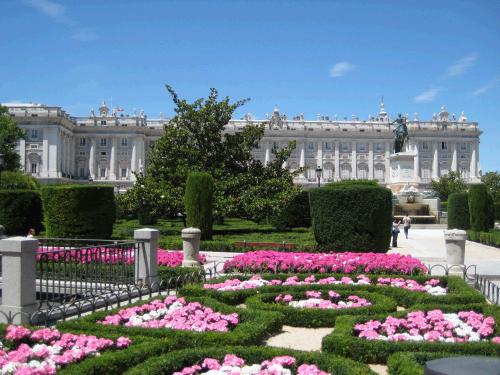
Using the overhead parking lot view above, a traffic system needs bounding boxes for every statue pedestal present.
[389,152,418,193]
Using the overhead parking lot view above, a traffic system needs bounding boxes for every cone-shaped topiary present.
[447,192,470,230]
[468,184,494,232]
[184,172,214,240]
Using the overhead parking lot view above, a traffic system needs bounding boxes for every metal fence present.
[474,274,500,305]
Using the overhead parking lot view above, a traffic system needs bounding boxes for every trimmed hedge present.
[245,290,396,327]
[467,229,500,248]
[124,346,374,375]
[184,172,214,240]
[126,346,375,375]
[0,171,40,190]
[57,296,284,345]
[447,192,470,230]
[0,189,43,235]
[468,184,495,231]
[309,184,392,252]
[322,303,500,363]
[41,185,116,238]
[181,274,484,308]
[387,352,464,375]
[271,190,311,230]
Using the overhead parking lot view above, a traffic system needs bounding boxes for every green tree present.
[481,171,500,202]
[184,172,214,240]
[430,171,467,201]
[125,86,300,221]
[0,105,26,171]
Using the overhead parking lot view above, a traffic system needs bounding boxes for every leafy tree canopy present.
[0,105,26,171]
[430,171,467,201]
[481,171,500,202]
[123,86,301,222]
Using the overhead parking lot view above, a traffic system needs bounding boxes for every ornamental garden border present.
[180,273,484,307]
[123,345,375,375]
[321,303,500,363]
[57,296,284,347]
[245,290,396,328]
[387,352,465,375]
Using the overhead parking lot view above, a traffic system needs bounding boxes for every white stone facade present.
[3,100,481,192]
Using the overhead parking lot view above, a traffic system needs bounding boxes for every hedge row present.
[271,190,311,230]
[387,352,464,375]
[467,229,500,248]
[180,273,484,307]
[124,346,373,375]
[447,192,470,230]
[0,171,40,190]
[469,184,495,231]
[322,303,500,363]
[0,189,43,235]
[57,296,284,345]
[245,290,397,327]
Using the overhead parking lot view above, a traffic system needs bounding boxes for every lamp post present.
[315,166,323,188]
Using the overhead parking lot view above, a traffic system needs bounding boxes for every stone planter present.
[181,227,202,268]
[444,229,467,276]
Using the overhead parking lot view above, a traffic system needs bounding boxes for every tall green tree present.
[0,105,26,171]
[125,86,301,221]
[481,171,500,202]
[430,171,467,201]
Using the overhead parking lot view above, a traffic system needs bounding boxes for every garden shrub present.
[387,352,464,375]
[495,201,500,221]
[0,170,40,190]
[441,201,448,212]
[180,274,484,307]
[468,184,495,231]
[467,229,500,247]
[41,185,116,238]
[158,266,205,289]
[271,190,311,230]
[184,172,214,240]
[325,179,379,188]
[322,303,500,363]
[57,296,284,345]
[137,205,157,225]
[245,290,397,327]
[447,192,470,230]
[124,346,372,375]
[309,184,392,252]
[0,189,43,235]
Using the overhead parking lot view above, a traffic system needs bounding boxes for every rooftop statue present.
[391,113,408,153]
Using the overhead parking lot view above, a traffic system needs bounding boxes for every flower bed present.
[223,251,427,275]
[180,274,483,307]
[57,296,284,347]
[124,346,373,375]
[245,290,396,328]
[0,325,131,374]
[322,304,500,363]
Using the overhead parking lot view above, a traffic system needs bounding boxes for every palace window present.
[101,120,107,125]
[79,151,85,156]
[340,164,351,180]
[79,138,86,146]
[375,165,385,181]
[460,165,470,179]
[358,164,369,179]
[460,143,467,151]
[121,168,127,178]
[357,143,367,152]
[31,129,38,139]
[120,151,128,157]
[341,143,350,152]
[422,165,431,179]
[441,142,448,150]
[31,163,37,174]
[100,151,107,156]
[100,168,106,178]
[121,138,128,146]
[308,142,314,150]
[422,141,429,150]
[375,143,384,152]
[79,167,85,177]
[100,138,107,146]
[324,142,332,150]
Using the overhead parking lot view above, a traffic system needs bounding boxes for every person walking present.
[403,214,411,239]
[391,220,401,248]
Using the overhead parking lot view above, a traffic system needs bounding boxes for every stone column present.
[137,138,144,172]
[134,228,160,287]
[48,129,59,178]
[19,139,26,173]
[414,140,420,181]
[368,142,374,180]
[264,141,271,166]
[316,141,323,170]
[351,141,357,179]
[432,141,439,179]
[69,138,75,177]
[42,138,49,177]
[334,141,340,181]
[385,142,391,183]
[110,138,117,180]
[89,138,96,180]
[470,142,477,178]
[182,228,202,268]
[451,142,458,172]
[0,237,38,324]
[131,138,137,181]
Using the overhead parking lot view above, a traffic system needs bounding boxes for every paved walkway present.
[388,229,500,276]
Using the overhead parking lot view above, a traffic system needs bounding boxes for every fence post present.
[0,237,38,324]
[134,228,160,288]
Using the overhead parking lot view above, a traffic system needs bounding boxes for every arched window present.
[323,162,334,181]
[358,163,369,179]
[340,164,351,180]
[374,164,385,182]
[459,164,470,179]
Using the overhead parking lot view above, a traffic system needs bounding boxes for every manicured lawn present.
[112,218,316,248]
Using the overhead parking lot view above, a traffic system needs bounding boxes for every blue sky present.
[1,0,499,171]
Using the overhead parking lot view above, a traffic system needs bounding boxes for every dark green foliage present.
[180,274,484,307]
[468,184,495,231]
[309,184,392,252]
[387,352,465,375]
[447,192,470,230]
[0,171,40,190]
[495,201,500,221]
[124,346,373,375]
[57,296,284,345]
[184,172,214,240]
[325,179,379,188]
[430,171,467,201]
[322,303,500,363]
[0,190,43,235]
[137,206,157,225]
[440,201,448,212]
[481,171,500,201]
[41,185,116,239]
[245,290,397,327]
[158,266,205,288]
[0,105,26,171]
[271,190,311,230]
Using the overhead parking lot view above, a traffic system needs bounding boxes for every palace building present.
[3,100,481,192]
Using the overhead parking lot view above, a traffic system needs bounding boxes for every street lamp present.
[315,166,323,188]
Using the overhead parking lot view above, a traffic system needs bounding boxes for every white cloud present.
[329,62,355,77]
[445,53,478,77]
[413,87,440,103]
[472,78,500,96]
[72,29,99,42]
[23,0,74,26]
